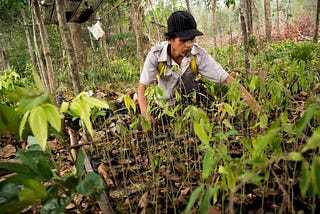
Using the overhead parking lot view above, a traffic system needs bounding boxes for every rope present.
[68,0,83,22]
[100,0,127,20]
[91,0,105,18]
[48,0,55,24]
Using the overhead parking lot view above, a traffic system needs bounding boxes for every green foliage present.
[0,71,108,212]
[0,69,29,104]
[290,42,315,63]
[82,57,139,90]
[61,92,109,136]
[0,103,21,135]
[123,93,136,114]
[108,58,140,82]
[10,83,62,151]
[0,147,105,213]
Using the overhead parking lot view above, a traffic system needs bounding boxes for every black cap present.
[165,11,204,40]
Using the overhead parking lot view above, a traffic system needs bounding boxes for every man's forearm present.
[137,83,148,115]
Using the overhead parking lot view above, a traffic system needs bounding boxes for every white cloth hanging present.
[87,21,105,40]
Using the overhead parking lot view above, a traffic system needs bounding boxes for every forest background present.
[0,0,319,95]
[0,0,320,213]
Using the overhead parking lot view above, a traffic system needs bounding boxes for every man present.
[138,11,261,123]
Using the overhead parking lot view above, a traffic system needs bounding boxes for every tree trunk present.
[246,0,253,35]
[31,4,48,90]
[148,0,162,42]
[0,37,6,70]
[185,0,190,12]
[32,0,55,94]
[212,0,217,58]
[56,0,82,95]
[252,0,260,35]
[239,0,250,77]
[93,11,109,62]
[70,23,87,72]
[264,0,272,41]
[314,0,320,42]
[131,0,144,72]
[20,8,36,68]
[275,0,280,36]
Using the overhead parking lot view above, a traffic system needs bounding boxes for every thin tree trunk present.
[240,0,250,77]
[70,23,87,72]
[31,4,48,90]
[32,0,55,94]
[94,12,109,61]
[252,0,260,35]
[246,0,253,35]
[131,0,144,72]
[56,0,82,95]
[276,0,280,36]
[117,7,122,34]
[264,0,272,41]
[185,0,190,12]
[314,0,320,42]
[0,37,6,70]
[21,8,36,68]
[148,0,162,42]
[212,0,217,58]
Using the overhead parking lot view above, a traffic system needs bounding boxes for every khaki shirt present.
[139,41,229,106]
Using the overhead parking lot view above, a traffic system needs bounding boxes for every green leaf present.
[202,149,220,181]
[194,121,210,150]
[288,152,304,161]
[295,104,317,136]
[14,149,53,180]
[41,198,67,214]
[141,116,151,130]
[17,91,49,113]
[0,104,20,135]
[79,99,93,136]
[32,71,45,91]
[252,128,280,160]
[124,94,136,114]
[60,101,69,113]
[19,179,47,204]
[19,110,30,138]
[27,136,43,151]
[223,102,235,116]
[0,162,34,177]
[249,76,260,92]
[69,101,82,117]
[311,157,320,196]
[76,148,85,178]
[259,114,269,129]
[0,183,20,205]
[185,185,204,212]
[42,103,62,132]
[300,161,310,197]
[218,165,229,175]
[199,187,219,214]
[61,174,79,190]
[76,172,104,200]
[29,106,48,151]
[237,172,263,186]
[301,127,320,153]
[81,96,109,109]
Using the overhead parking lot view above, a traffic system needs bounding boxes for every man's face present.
[169,37,195,59]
